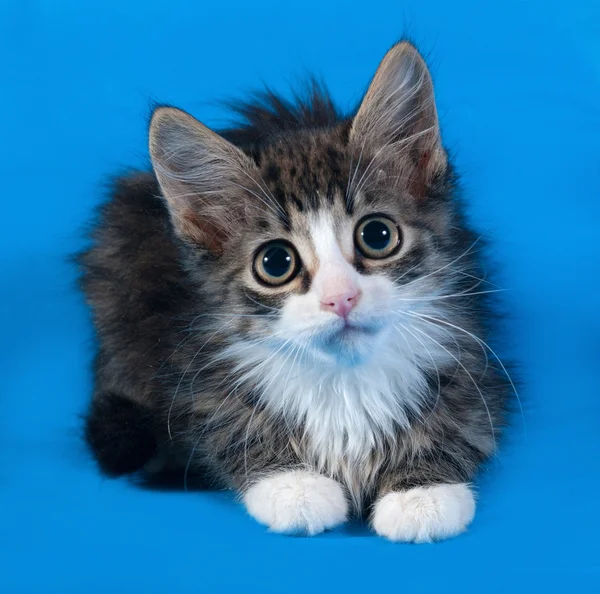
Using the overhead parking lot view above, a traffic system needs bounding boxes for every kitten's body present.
[80,42,510,541]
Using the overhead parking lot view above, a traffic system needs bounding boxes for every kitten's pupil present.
[263,246,292,278]
[361,220,391,251]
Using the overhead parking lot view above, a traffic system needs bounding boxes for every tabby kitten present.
[80,41,510,542]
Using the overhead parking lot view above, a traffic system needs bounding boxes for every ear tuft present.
[149,107,257,251]
[350,42,447,196]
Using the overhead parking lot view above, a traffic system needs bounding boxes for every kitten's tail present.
[85,392,158,477]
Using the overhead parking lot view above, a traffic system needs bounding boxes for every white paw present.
[243,470,348,535]
[372,483,475,543]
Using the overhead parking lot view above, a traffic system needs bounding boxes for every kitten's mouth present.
[315,321,382,366]
[334,323,379,339]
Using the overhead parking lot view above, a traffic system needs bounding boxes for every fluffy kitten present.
[79,41,511,542]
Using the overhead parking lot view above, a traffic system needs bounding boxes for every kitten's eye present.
[253,241,300,286]
[354,216,401,259]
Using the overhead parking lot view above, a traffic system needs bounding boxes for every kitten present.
[79,41,511,542]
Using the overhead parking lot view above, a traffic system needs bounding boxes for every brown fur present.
[79,42,510,514]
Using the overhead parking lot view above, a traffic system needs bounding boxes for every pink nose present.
[320,289,360,319]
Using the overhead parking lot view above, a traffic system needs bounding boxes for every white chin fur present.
[372,483,475,543]
[243,470,348,535]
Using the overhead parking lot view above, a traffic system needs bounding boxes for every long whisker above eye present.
[235,169,289,223]
[346,143,365,211]
[344,152,354,210]
[229,180,282,218]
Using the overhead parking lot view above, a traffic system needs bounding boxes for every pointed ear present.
[149,107,257,251]
[350,42,447,196]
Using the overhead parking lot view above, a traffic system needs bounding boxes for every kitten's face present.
[149,41,452,370]
[269,209,398,367]
[231,138,443,368]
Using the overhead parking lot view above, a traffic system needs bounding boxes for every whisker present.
[243,403,259,481]
[235,169,289,223]
[242,337,299,481]
[183,430,203,491]
[167,327,223,440]
[395,288,506,303]
[405,310,525,436]
[189,329,289,396]
[243,291,281,313]
[406,319,497,446]
[151,330,202,380]
[455,270,501,288]
[393,321,442,415]
[393,236,483,287]
[346,144,365,208]
[177,312,278,320]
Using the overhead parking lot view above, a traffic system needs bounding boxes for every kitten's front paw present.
[243,470,348,535]
[372,483,475,543]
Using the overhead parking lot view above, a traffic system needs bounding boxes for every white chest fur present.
[229,313,451,505]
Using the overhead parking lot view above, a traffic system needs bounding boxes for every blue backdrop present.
[2,1,599,592]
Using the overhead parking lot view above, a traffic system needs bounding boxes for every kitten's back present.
[78,173,190,402]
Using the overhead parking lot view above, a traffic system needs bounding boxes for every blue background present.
[2,0,599,592]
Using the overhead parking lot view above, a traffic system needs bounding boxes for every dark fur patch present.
[220,80,343,150]
[85,393,157,476]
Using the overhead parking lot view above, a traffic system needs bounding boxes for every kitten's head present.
[149,42,460,370]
